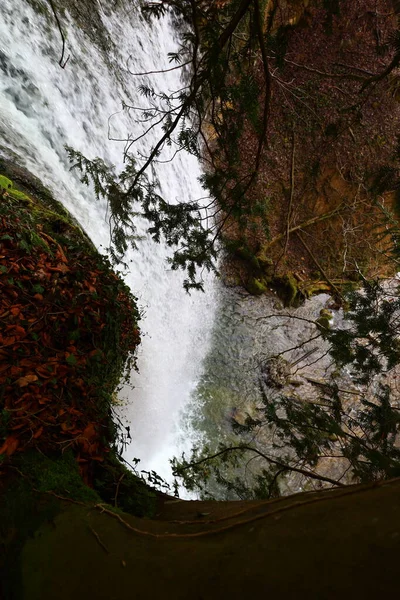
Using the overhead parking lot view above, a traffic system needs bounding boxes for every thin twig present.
[89,526,110,554]
[284,131,296,256]
[265,204,345,249]
[114,473,125,508]
[47,0,70,69]
[295,230,343,300]
[94,478,400,539]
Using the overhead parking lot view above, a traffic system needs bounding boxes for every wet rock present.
[316,308,333,330]
[246,277,267,296]
[261,356,292,389]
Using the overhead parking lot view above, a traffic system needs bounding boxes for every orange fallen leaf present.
[38,397,51,405]
[13,325,27,337]
[61,422,71,432]
[10,366,23,377]
[0,436,19,456]
[10,422,26,431]
[33,426,44,439]
[83,423,97,441]
[14,374,38,387]
[19,359,37,368]
[35,365,55,379]
[14,392,34,404]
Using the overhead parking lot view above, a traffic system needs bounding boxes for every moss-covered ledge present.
[0,163,160,596]
[222,240,351,306]
[4,474,400,600]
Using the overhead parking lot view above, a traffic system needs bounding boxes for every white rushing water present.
[0,0,216,482]
[0,0,342,497]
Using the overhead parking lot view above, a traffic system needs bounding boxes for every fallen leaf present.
[10,422,26,431]
[83,423,97,440]
[19,359,37,368]
[33,426,44,439]
[35,365,55,379]
[13,325,26,337]
[10,366,23,377]
[14,374,38,387]
[0,436,19,456]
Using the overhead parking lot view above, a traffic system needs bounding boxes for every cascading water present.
[184,286,340,497]
[1,0,340,496]
[0,0,216,482]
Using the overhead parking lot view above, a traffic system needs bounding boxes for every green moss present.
[0,170,96,261]
[0,474,62,599]
[316,308,333,330]
[93,453,157,518]
[256,252,273,275]
[0,175,13,190]
[9,188,31,202]
[274,273,300,306]
[0,158,89,238]
[246,277,268,295]
[16,450,100,503]
[316,316,331,330]
[303,282,331,297]
[235,246,259,267]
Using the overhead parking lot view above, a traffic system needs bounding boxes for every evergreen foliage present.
[172,280,400,499]
[67,0,273,290]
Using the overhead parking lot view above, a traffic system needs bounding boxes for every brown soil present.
[221,0,400,296]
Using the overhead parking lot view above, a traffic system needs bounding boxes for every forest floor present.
[221,0,400,304]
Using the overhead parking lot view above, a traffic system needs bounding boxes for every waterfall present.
[0,0,340,496]
[0,0,216,482]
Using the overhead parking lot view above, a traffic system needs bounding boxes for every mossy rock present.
[93,452,157,518]
[256,252,274,276]
[14,450,100,504]
[234,245,262,272]
[0,165,94,253]
[0,175,13,191]
[303,282,331,297]
[261,356,292,388]
[316,308,333,330]
[0,157,84,229]
[223,239,266,274]
[246,277,268,295]
[273,273,302,306]
[316,316,331,330]
[0,174,30,202]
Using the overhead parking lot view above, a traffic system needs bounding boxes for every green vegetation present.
[0,167,155,507]
[15,450,101,503]
[173,278,400,499]
[64,0,400,299]
[4,0,400,595]
[66,0,277,290]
